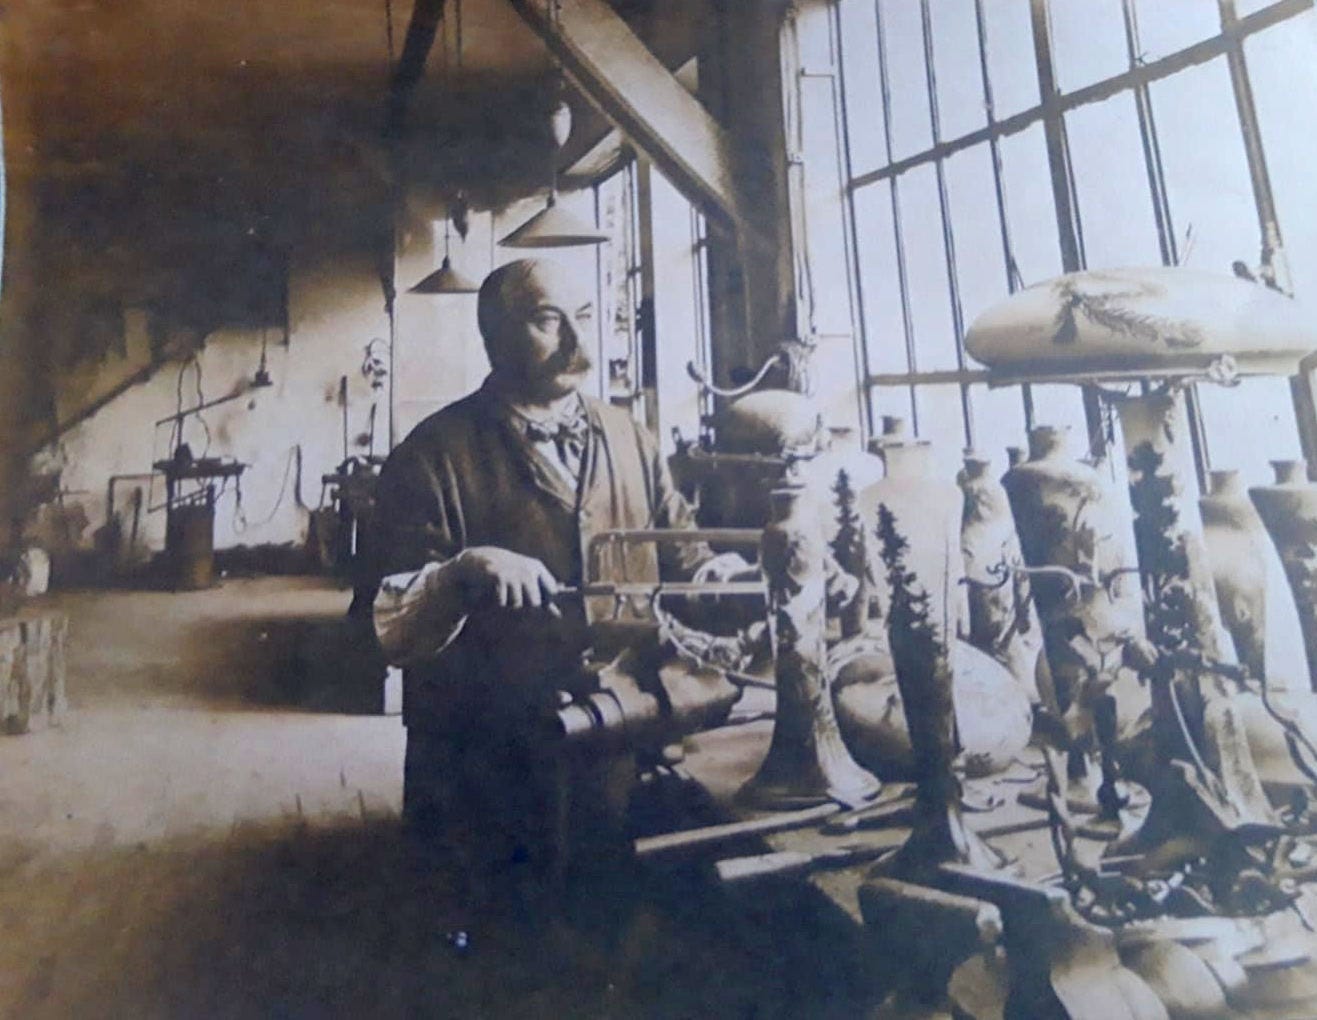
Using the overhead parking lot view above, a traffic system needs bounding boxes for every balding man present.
[371,258,742,900]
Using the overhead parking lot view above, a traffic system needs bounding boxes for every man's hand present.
[456,546,562,615]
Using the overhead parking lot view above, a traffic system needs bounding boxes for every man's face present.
[489,265,594,401]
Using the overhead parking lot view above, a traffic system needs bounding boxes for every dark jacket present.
[372,382,703,731]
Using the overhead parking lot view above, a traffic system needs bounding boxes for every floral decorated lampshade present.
[965,267,1317,384]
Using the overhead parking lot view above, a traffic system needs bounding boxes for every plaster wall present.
[32,243,399,560]
[30,194,621,562]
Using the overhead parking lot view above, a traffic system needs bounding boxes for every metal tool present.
[715,841,900,885]
[633,802,842,862]
[555,580,766,600]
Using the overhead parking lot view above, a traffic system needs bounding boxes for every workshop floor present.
[0,576,876,1019]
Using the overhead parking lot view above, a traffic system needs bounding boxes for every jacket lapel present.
[503,420,580,512]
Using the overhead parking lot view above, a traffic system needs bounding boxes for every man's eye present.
[533,313,563,330]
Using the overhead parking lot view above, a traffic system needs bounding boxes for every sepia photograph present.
[2,0,1317,1016]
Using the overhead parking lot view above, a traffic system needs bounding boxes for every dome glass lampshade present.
[965,266,1317,384]
[408,254,480,294]
[499,193,610,248]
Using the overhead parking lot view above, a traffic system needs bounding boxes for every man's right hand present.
[456,547,562,615]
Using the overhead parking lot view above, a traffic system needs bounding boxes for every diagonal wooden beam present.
[507,0,748,236]
[385,0,448,141]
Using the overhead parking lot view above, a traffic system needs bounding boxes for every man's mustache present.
[544,337,592,376]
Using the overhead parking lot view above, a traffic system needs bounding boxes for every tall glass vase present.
[1000,426,1147,750]
[860,425,1002,872]
[1114,389,1274,828]
[959,453,1050,707]
[1251,460,1317,694]
[1203,468,1307,688]
[740,483,882,809]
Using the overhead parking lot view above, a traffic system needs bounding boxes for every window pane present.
[1029,383,1089,438]
[853,182,910,375]
[930,0,989,140]
[838,0,889,177]
[945,143,1011,343]
[1236,0,1291,16]
[878,0,934,160]
[801,73,856,339]
[916,383,972,477]
[1050,0,1130,93]
[1064,92,1163,268]
[650,170,705,447]
[869,381,918,436]
[1150,56,1256,276]
[998,122,1063,285]
[596,169,637,402]
[1247,10,1317,299]
[970,383,1029,465]
[1132,0,1220,61]
[1198,377,1303,488]
[813,335,865,432]
[899,163,960,371]
[982,0,1040,117]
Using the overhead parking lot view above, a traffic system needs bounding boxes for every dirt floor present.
[0,577,877,1019]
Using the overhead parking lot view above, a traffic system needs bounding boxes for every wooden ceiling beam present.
[386,0,448,140]
[507,0,748,236]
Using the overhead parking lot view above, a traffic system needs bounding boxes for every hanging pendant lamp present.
[406,2,481,294]
[499,192,610,248]
[499,93,609,248]
[408,212,480,294]
[409,253,480,294]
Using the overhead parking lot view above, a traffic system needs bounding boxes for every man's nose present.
[558,314,578,345]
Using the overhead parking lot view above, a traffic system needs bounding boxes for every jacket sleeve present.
[369,442,470,666]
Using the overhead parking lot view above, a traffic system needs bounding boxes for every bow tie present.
[522,415,590,447]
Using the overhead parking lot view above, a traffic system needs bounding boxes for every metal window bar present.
[972,0,1034,431]
[841,0,1312,459]
[1029,0,1107,457]
[1216,0,1317,474]
[830,0,879,441]
[848,0,1310,194]
[592,180,608,401]
[873,0,921,431]
[1120,0,1212,490]
[918,0,975,452]
[690,204,714,427]
[804,9,872,443]
[623,160,646,414]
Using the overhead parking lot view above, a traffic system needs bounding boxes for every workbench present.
[674,709,1052,925]
[661,704,1317,1019]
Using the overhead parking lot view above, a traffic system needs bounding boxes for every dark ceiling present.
[0,0,707,348]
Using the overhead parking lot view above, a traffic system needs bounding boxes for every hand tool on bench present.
[716,840,903,885]
[634,802,842,862]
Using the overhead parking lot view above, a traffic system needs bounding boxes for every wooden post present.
[0,610,68,734]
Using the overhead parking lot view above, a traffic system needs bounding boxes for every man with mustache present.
[370,258,744,910]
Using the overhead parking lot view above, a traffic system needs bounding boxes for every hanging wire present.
[193,357,212,458]
[233,444,302,534]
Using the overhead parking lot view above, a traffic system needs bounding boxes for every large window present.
[819,0,1316,485]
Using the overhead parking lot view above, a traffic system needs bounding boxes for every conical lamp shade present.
[499,194,610,248]
[408,255,481,294]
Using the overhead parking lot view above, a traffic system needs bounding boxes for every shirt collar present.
[479,377,601,438]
